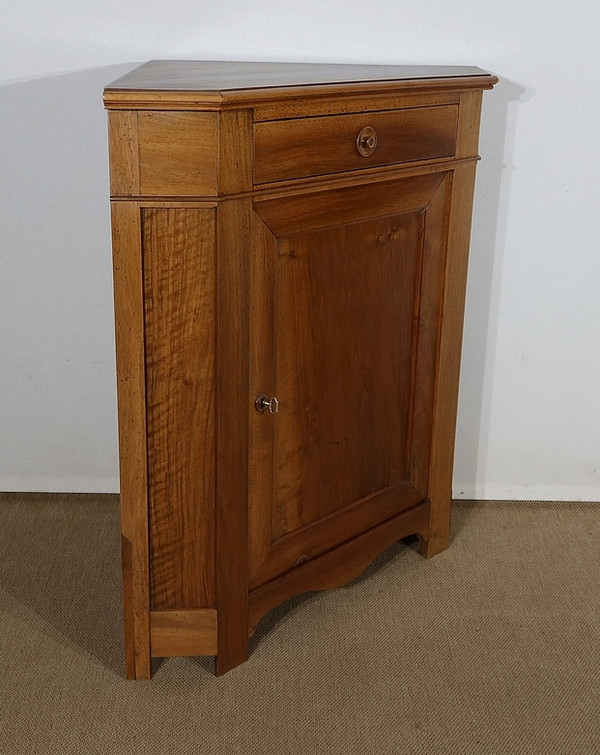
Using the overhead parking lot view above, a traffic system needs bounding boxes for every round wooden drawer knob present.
[356,126,378,156]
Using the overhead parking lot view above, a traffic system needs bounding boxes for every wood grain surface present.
[214,199,251,675]
[254,105,458,184]
[248,501,430,633]
[407,174,453,498]
[143,208,216,610]
[150,609,217,657]
[253,91,460,122]
[250,483,424,589]
[254,172,445,237]
[422,162,478,558]
[105,60,494,93]
[250,172,450,587]
[107,111,139,196]
[137,112,218,196]
[111,202,150,679]
[217,109,253,195]
[271,214,420,535]
[420,91,486,557]
[103,61,497,111]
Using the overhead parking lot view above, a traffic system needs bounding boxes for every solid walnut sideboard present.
[103,60,497,679]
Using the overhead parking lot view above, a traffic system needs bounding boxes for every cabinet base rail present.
[146,501,429,665]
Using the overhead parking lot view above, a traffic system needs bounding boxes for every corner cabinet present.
[103,61,497,679]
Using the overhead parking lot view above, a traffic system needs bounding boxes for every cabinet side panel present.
[408,175,453,497]
[456,91,484,159]
[417,91,484,556]
[111,201,150,679]
[424,161,478,556]
[143,208,216,609]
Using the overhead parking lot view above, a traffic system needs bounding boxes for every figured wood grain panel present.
[107,111,139,196]
[248,501,430,633]
[150,609,217,657]
[254,106,458,184]
[271,213,423,538]
[110,201,150,679]
[143,208,216,610]
[138,112,218,196]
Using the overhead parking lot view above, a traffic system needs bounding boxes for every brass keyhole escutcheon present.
[356,126,378,157]
[255,395,279,414]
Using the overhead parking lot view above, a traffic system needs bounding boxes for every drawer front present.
[254,105,458,184]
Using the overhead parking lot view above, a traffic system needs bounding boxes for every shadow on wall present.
[0,65,139,492]
[0,64,526,496]
[453,76,529,499]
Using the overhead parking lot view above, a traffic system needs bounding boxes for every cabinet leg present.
[121,536,151,679]
[417,530,450,559]
[417,487,452,559]
[215,629,249,676]
[417,497,451,559]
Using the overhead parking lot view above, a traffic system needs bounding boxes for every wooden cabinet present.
[103,61,497,679]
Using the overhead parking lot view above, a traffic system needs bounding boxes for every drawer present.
[254,105,458,184]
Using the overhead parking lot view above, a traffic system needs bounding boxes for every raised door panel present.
[249,173,452,588]
[272,215,419,536]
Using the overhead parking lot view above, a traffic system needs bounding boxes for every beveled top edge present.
[104,60,495,93]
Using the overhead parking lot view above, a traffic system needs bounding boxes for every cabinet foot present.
[417,531,450,559]
[125,664,151,680]
[215,645,249,676]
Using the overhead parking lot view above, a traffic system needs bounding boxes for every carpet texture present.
[0,493,598,754]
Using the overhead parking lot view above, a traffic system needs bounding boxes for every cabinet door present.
[249,172,451,587]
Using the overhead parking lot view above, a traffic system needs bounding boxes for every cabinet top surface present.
[103,61,496,107]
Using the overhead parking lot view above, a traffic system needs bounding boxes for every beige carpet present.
[0,493,598,755]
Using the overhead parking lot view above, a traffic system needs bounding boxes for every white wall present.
[1,1,599,499]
